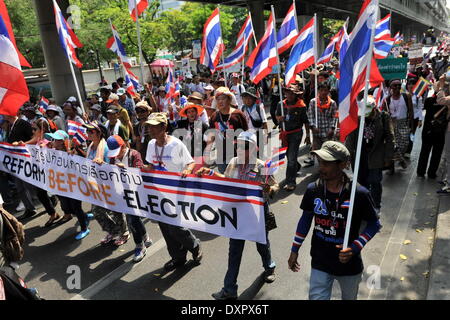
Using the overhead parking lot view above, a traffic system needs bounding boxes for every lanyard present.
[155,138,166,166]
[323,180,344,229]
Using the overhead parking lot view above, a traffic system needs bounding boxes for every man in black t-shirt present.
[288,141,381,300]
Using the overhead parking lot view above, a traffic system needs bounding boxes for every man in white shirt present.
[230,73,246,108]
[145,113,203,271]
[189,75,205,95]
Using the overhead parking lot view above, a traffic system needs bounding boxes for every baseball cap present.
[67,96,77,103]
[237,131,257,146]
[241,87,258,99]
[107,105,120,114]
[106,93,119,103]
[46,105,59,113]
[90,104,101,112]
[117,88,126,96]
[106,135,125,158]
[83,121,108,137]
[44,130,69,141]
[146,112,168,126]
[135,101,151,112]
[311,141,350,162]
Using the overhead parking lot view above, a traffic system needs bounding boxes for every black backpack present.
[0,266,42,300]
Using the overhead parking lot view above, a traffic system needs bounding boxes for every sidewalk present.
[427,194,450,299]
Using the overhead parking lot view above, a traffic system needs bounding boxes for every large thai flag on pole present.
[53,0,83,68]
[373,14,394,59]
[200,8,224,73]
[247,12,277,84]
[338,0,378,142]
[128,0,148,22]
[165,69,178,100]
[106,23,134,72]
[284,16,315,85]
[317,31,340,65]
[276,2,298,54]
[216,15,254,70]
[0,15,29,116]
[0,0,31,68]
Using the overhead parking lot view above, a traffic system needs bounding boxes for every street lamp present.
[89,49,104,86]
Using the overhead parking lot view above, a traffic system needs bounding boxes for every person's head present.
[135,101,152,121]
[236,131,257,164]
[106,93,120,106]
[185,76,192,84]
[107,135,127,160]
[188,91,204,105]
[111,82,119,93]
[231,73,240,85]
[33,118,50,138]
[158,86,166,98]
[117,88,127,102]
[179,103,204,123]
[22,103,36,120]
[241,87,258,107]
[116,77,125,87]
[317,71,329,84]
[309,69,319,81]
[45,105,59,119]
[90,94,100,104]
[359,95,377,119]
[146,113,168,140]
[106,106,120,124]
[214,87,233,111]
[318,83,330,100]
[84,121,106,143]
[63,102,77,118]
[283,84,302,102]
[204,85,215,97]
[90,104,102,117]
[100,87,110,100]
[311,141,350,181]
[193,75,200,84]
[390,80,402,95]
[44,130,69,151]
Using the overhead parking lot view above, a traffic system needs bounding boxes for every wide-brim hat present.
[311,141,350,162]
[188,91,204,102]
[179,103,204,118]
[283,84,303,95]
[241,87,258,99]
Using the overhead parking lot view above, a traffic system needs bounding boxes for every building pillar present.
[247,0,265,42]
[33,0,85,105]
[316,12,324,62]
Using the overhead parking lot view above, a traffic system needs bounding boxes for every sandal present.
[60,215,73,223]
[44,214,61,227]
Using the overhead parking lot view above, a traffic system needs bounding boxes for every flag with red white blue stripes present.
[276,2,298,54]
[200,8,224,73]
[128,0,148,22]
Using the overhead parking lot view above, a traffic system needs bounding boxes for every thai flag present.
[38,96,49,114]
[394,32,402,44]
[247,12,277,84]
[0,15,29,116]
[412,77,431,97]
[341,200,350,209]
[0,142,31,157]
[338,0,379,142]
[264,147,287,175]
[335,22,350,80]
[53,0,83,68]
[165,69,178,100]
[216,15,254,70]
[317,31,340,65]
[125,68,140,97]
[374,82,386,109]
[284,16,315,85]
[72,129,87,146]
[0,0,31,68]
[437,40,447,52]
[373,14,394,59]
[67,120,85,136]
[276,2,298,54]
[200,8,224,73]
[128,0,148,22]
[106,24,134,71]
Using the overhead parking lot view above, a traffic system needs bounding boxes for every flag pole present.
[67,58,85,114]
[343,4,379,249]
[247,12,258,85]
[133,0,146,85]
[314,13,318,129]
[216,7,228,87]
[271,5,286,132]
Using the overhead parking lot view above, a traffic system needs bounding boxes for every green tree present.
[323,18,345,41]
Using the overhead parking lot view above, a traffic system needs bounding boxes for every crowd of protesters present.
[1,41,450,300]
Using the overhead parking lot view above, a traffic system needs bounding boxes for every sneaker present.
[144,236,153,248]
[16,201,25,212]
[133,247,146,263]
[164,259,186,271]
[100,233,115,245]
[191,244,203,263]
[264,268,276,283]
[75,229,90,240]
[303,158,314,167]
[114,233,130,246]
[211,289,237,300]
[437,185,450,194]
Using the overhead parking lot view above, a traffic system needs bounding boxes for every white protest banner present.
[0,143,267,244]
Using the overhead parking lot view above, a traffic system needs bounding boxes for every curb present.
[427,195,450,299]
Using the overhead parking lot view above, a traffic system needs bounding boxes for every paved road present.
[9,120,440,300]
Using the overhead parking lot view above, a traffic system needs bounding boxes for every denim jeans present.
[285,130,303,186]
[223,235,275,296]
[126,214,148,246]
[309,268,362,300]
[367,168,383,209]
